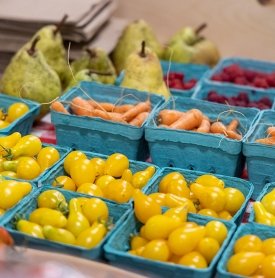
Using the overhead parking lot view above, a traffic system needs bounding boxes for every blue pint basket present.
[144,167,253,225]
[104,210,236,278]
[243,110,275,198]
[51,82,165,161]
[217,222,275,278]
[202,57,275,93]
[39,150,160,207]
[145,97,259,176]
[3,186,130,260]
[0,93,40,136]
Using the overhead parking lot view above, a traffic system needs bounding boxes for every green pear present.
[65,69,101,91]
[70,48,116,84]
[0,37,62,116]
[111,19,163,73]
[121,41,170,99]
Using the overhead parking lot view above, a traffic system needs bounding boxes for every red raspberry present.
[211,74,223,82]
[253,77,269,89]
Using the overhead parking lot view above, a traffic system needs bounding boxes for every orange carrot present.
[169,109,203,130]
[108,112,127,123]
[158,109,184,126]
[197,116,210,133]
[227,119,239,131]
[210,121,242,140]
[71,97,93,116]
[129,112,149,127]
[114,104,135,113]
[94,102,115,112]
[267,127,275,137]
[123,100,151,122]
[256,137,275,145]
[90,109,111,120]
[51,101,69,114]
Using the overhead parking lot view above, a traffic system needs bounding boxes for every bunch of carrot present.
[158,108,242,140]
[51,97,151,127]
[256,127,275,145]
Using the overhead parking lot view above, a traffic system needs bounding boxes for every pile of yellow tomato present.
[129,198,228,268]
[16,189,110,249]
[51,151,156,203]
[253,188,275,226]
[227,234,275,277]
[0,179,32,216]
[0,132,60,180]
[0,102,29,129]
[146,171,245,220]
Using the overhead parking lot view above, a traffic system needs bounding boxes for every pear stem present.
[87,69,113,76]
[27,36,40,56]
[195,23,207,35]
[140,41,146,58]
[54,14,68,36]
[86,49,97,59]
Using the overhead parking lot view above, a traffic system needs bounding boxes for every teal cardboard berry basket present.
[104,211,236,278]
[243,110,275,198]
[51,82,165,161]
[39,150,160,207]
[2,186,130,260]
[143,167,254,225]
[0,93,40,136]
[145,97,259,176]
[217,222,274,278]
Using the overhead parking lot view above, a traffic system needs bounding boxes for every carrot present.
[71,97,93,116]
[227,119,239,131]
[197,116,210,133]
[267,127,275,137]
[87,99,98,109]
[108,112,127,123]
[90,109,111,120]
[114,104,134,113]
[169,109,203,130]
[210,121,242,140]
[51,101,69,114]
[158,109,184,126]
[129,112,149,127]
[123,100,151,122]
[256,137,275,145]
[94,102,115,112]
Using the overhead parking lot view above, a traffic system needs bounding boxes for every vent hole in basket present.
[188,165,195,171]
[209,167,216,174]
[264,177,271,185]
[168,161,175,168]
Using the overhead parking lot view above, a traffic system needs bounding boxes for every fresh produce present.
[121,41,170,99]
[157,108,242,140]
[255,127,275,145]
[0,133,60,179]
[163,23,220,67]
[211,64,275,89]
[207,91,272,109]
[15,190,111,249]
[0,102,30,129]
[0,179,32,216]
[111,19,163,73]
[129,206,228,268]
[51,151,156,203]
[164,72,197,91]
[51,97,152,127]
[226,234,275,277]
[145,172,245,220]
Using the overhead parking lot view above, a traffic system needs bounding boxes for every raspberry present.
[266,72,275,87]
[253,77,269,89]
[234,77,248,85]
[223,64,244,79]
[211,74,222,82]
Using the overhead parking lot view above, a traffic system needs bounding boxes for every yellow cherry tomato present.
[181,222,198,229]
[52,175,76,191]
[0,208,5,216]
[63,151,87,174]
[43,225,76,245]
[196,237,220,264]
[81,198,109,225]
[131,166,155,189]
[166,179,191,198]
[261,189,275,215]
[90,157,105,177]
[0,132,21,156]
[104,153,129,178]
[0,120,9,129]
[95,175,115,193]
[195,174,224,188]
[121,169,133,183]
[205,221,228,245]
[16,157,41,180]
[0,171,18,178]
[7,102,29,122]
[178,251,208,268]
[16,219,44,239]
[165,193,197,213]
[164,206,188,222]
[224,187,245,215]
[36,146,60,172]
[198,208,218,218]
[77,183,103,197]
[37,190,68,212]
[104,179,134,203]
[262,254,275,278]
[141,240,171,262]
[262,238,275,255]
[159,172,185,193]
[218,211,232,220]
[148,192,166,206]
[130,235,149,250]
[227,252,265,276]
[234,235,262,253]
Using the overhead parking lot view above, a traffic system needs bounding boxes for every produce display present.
[145,172,245,220]
[0,179,32,217]
[49,151,156,203]
[164,72,197,91]
[51,97,151,127]
[226,234,275,277]
[0,102,30,129]
[157,108,242,140]
[129,201,228,268]
[211,64,275,89]
[0,132,60,179]
[14,189,110,249]
[207,91,272,110]
[255,127,275,145]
